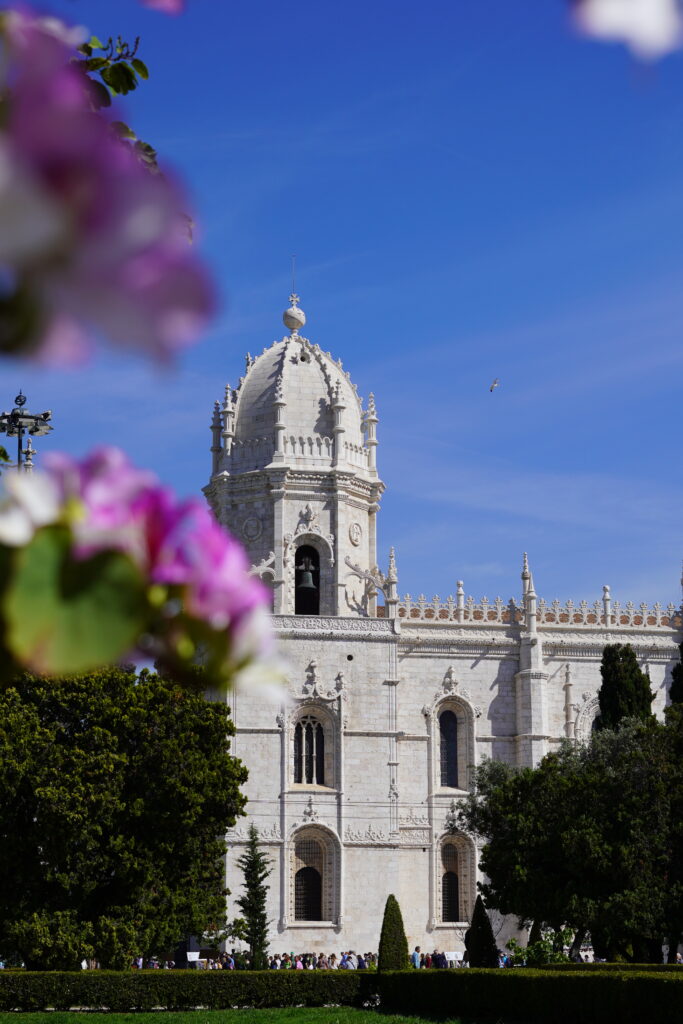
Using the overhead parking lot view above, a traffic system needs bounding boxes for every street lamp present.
[0,391,53,470]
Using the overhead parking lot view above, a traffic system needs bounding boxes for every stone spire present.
[221,383,235,456]
[364,392,379,473]
[332,379,346,467]
[521,552,531,597]
[210,399,222,475]
[384,546,398,620]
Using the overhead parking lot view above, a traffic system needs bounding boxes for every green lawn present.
[0,1011,474,1024]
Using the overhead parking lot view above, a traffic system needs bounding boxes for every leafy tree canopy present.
[458,721,676,962]
[0,666,247,969]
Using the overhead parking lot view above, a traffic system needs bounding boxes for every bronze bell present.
[296,557,316,590]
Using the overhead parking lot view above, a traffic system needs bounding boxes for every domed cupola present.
[213,295,374,477]
[205,293,384,619]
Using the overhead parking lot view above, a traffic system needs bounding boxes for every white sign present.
[186,951,200,962]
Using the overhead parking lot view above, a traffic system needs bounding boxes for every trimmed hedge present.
[538,961,682,972]
[0,967,681,1023]
[377,969,683,1024]
[0,970,371,1012]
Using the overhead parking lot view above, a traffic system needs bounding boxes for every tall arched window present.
[293,716,325,784]
[294,837,323,920]
[295,545,320,615]
[440,709,458,787]
[442,843,460,921]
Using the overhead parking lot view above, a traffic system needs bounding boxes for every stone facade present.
[203,295,683,955]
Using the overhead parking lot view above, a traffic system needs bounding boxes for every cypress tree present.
[669,643,683,705]
[465,895,499,968]
[597,643,654,731]
[235,825,271,970]
[377,893,409,971]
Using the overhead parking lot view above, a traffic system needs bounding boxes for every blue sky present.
[7,0,683,609]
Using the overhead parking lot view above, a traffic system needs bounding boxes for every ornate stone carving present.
[399,829,431,846]
[344,824,388,843]
[443,799,459,834]
[399,811,429,827]
[349,522,362,546]
[283,505,335,567]
[302,795,318,822]
[249,551,275,577]
[242,514,262,541]
[227,823,281,842]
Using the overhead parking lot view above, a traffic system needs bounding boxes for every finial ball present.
[283,303,306,331]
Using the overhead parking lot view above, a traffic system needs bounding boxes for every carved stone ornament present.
[242,514,262,541]
[302,796,318,822]
[299,661,347,702]
[283,504,335,567]
[249,551,275,577]
[400,811,430,827]
[443,799,459,834]
[349,522,362,546]
[344,824,388,843]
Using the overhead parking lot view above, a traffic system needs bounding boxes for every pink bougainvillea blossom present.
[572,0,683,59]
[0,9,213,362]
[142,0,185,12]
[0,447,273,671]
[43,447,270,643]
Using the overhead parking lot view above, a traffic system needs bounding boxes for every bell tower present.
[203,295,385,617]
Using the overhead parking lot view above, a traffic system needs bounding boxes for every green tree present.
[597,643,654,730]
[235,825,271,970]
[668,643,683,705]
[377,894,409,971]
[465,895,498,967]
[0,666,247,969]
[459,726,672,962]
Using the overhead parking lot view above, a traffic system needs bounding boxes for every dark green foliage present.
[377,894,409,971]
[597,643,654,730]
[0,667,247,969]
[464,895,498,967]
[458,723,674,962]
[0,969,681,1023]
[376,969,683,1024]
[0,970,371,1012]
[236,825,271,970]
[668,643,683,705]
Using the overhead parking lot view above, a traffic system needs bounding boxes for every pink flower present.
[0,8,213,362]
[142,0,185,12]
[44,447,271,655]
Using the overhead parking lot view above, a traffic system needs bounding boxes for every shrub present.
[377,893,409,972]
[464,894,498,967]
[0,970,371,1012]
[376,969,683,1024]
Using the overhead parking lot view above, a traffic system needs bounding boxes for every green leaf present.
[0,446,8,464]
[85,77,112,110]
[2,526,148,675]
[111,121,137,141]
[101,63,137,96]
[131,59,149,80]
[89,36,105,50]
[84,57,109,72]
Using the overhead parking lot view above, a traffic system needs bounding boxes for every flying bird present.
[489,378,500,393]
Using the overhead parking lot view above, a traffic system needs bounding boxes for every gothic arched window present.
[442,843,460,921]
[439,709,458,788]
[294,837,324,920]
[295,545,320,615]
[293,716,325,785]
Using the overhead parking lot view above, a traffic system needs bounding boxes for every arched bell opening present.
[295,544,320,615]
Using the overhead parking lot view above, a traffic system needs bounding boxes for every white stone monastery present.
[203,294,682,955]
